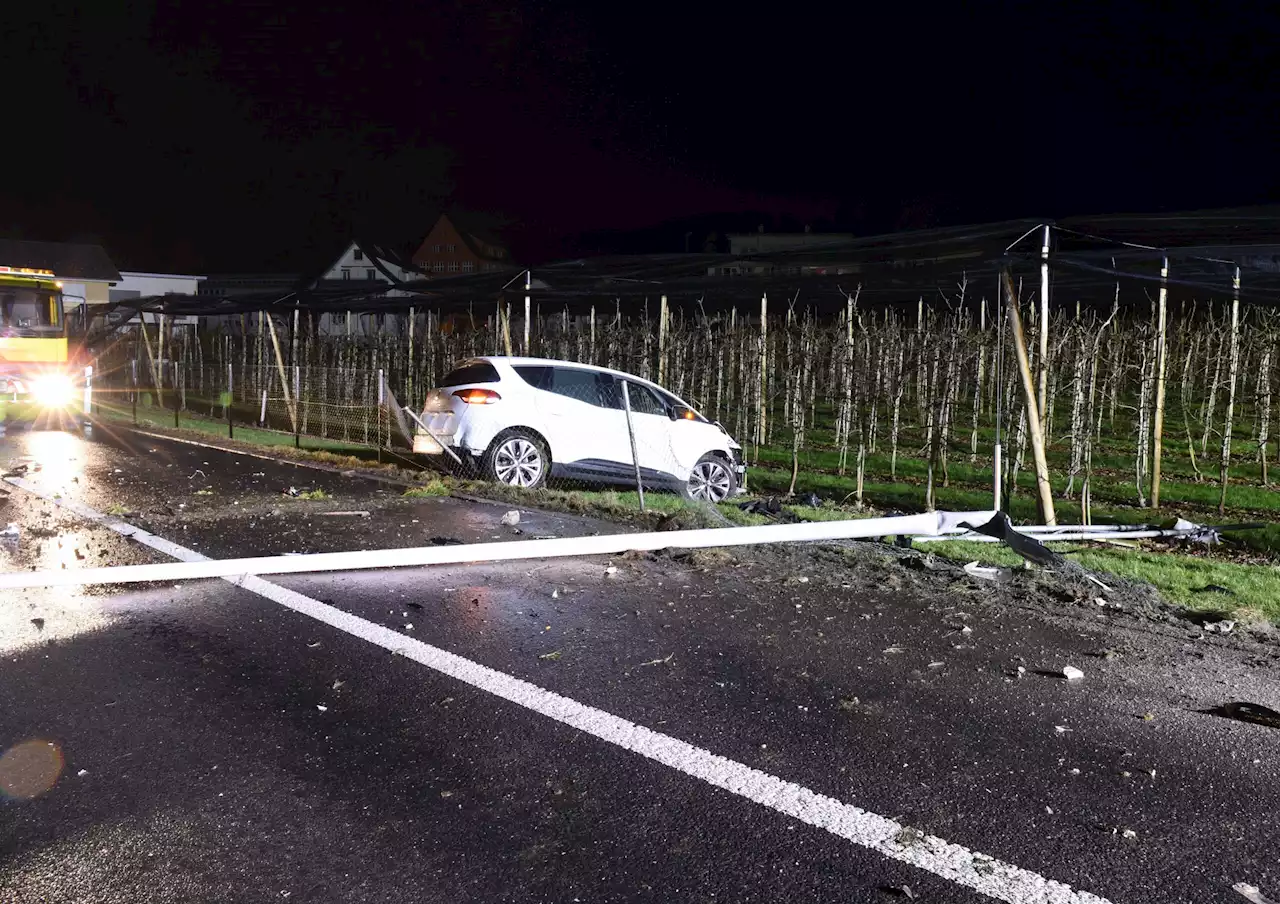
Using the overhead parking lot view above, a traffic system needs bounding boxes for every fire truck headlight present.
[31,374,75,408]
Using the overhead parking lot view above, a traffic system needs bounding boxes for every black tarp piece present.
[958,512,1063,568]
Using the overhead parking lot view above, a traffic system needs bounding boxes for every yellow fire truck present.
[0,265,78,408]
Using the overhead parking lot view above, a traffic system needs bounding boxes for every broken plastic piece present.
[501,510,521,526]
[963,561,1011,582]
[1203,620,1236,635]
[1235,882,1280,904]
[1062,665,1085,681]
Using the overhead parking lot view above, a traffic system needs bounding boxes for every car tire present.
[684,453,737,503]
[483,429,550,490]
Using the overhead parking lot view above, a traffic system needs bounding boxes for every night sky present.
[3,1,1277,272]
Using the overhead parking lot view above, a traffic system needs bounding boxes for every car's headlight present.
[31,374,75,408]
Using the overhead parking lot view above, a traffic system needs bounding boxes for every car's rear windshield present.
[439,361,501,386]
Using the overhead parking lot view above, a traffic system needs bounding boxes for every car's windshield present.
[0,288,61,334]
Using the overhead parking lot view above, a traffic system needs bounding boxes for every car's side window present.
[547,367,607,407]
[513,365,550,389]
[624,381,669,417]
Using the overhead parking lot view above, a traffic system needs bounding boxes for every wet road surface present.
[1,423,1279,903]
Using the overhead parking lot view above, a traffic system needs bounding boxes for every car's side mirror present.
[669,405,697,421]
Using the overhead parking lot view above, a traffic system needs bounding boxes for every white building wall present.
[322,242,412,283]
[112,271,206,326]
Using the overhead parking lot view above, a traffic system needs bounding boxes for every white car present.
[412,356,745,502]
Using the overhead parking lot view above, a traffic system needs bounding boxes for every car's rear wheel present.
[484,430,549,489]
[684,454,737,503]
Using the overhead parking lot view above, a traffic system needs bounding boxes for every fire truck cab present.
[0,266,78,408]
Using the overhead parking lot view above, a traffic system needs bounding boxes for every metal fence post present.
[376,368,384,464]
[621,380,645,512]
[131,359,137,425]
[227,361,234,439]
[173,362,181,429]
[294,365,301,449]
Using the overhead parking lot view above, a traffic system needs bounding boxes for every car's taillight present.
[453,388,502,404]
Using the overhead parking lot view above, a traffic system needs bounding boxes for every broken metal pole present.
[0,508,996,590]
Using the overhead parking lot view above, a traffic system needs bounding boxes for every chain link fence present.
[90,341,741,511]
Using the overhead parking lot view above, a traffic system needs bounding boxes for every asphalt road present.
[1,421,1278,903]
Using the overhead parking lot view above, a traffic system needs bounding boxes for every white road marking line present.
[4,477,1113,904]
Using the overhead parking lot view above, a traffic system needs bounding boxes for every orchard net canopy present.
[104,207,1280,324]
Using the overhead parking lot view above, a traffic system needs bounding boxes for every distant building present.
[411,213,514,276]
[708,228,858,277]
[109,271,206,328]
[320,241,415,284]
[726,229,856,256]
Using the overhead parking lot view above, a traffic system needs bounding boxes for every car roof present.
[470,356,688,402]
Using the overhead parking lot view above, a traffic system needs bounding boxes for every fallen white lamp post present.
[0,509,996,590]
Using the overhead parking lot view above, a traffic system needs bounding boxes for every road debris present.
[331,680,345,690]
[0,523,19,540]
[318,511,370,517]
[500,510,521,526]
[1121,828,1137,840]
[30,618,44,631]
[883,646,906,655]
[316,705,328,713]
[963,561,1011,582]
[538,650,562,661]
[1211,702,1280,729]
[1061,665,1085,681]
[881,884,916,900]
[1235,882,1280,904]
[604,565,618,576]
[639,653,674,667]
[1203,619,1236,635]
[77,769,88,777]
[1055,725,1072,734]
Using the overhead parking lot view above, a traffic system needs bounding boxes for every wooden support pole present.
[264,311,297,432]
[1002,270,1056,525]
[1150,256,1169,508]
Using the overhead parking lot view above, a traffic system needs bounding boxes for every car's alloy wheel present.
[492,436,545,488]
[687,457,735,502]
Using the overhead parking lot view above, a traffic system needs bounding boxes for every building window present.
[353,248,364,261]
[432,244,442,253]
[446,243,456,253]
[432,262,444,272]
[447,261,459,273]
[342,269,351,280]
[366,268,376,280]
[331,311,346,326]
[462,261,474,273]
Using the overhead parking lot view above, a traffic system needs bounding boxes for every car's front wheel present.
[684,454,737,503]
[483,430,550,489]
